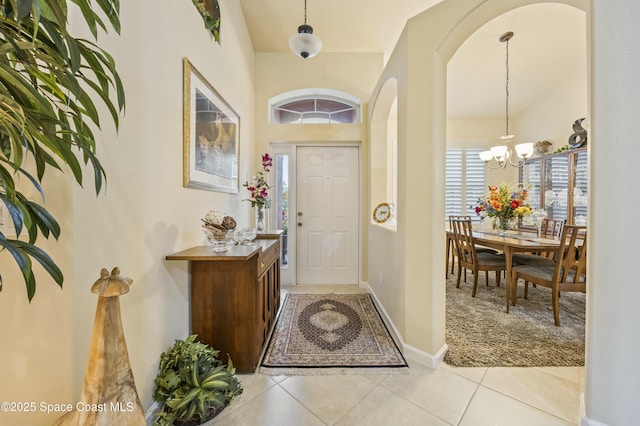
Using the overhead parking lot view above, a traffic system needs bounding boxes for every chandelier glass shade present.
[480,31,534,169]
[289,0,322,59]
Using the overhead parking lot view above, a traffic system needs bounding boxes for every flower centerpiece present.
[243,153,273,231]
[475,183,532,233]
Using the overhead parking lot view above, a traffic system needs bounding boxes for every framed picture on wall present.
[183,58,239,193]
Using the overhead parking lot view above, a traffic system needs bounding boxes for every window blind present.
[446,148,485,222]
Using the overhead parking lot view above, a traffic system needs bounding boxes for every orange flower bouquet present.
[475,183,531,232]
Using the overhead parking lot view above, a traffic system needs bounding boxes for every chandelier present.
[479,31,533,169]
[289,0,322,59]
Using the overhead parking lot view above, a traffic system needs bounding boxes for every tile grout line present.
[274,378,332,425]
[475,382,579,425]
[455,382,482,425]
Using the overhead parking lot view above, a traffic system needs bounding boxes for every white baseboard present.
[403,342,448,369]
[361,281,447,369]
[580,416,608,426]
[145,401,162,426]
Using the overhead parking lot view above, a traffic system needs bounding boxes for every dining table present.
[446,227,562,312]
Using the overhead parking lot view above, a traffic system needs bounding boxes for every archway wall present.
[368,0,587,363]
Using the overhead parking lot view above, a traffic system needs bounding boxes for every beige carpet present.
[260,293,408,375]
[444,272,585,367]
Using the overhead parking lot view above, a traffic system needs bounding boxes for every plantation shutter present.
[446,148,486,222]
[545,155,569,220]
[445,149,463,220]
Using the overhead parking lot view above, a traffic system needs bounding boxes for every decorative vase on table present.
[243,153,273,234]
[255,205,266,232]
[475,183,532,236]
[495,217,517,235]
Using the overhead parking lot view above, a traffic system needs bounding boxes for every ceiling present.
[238,1,587,120]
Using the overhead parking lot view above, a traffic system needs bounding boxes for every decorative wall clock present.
[373,203,392,224]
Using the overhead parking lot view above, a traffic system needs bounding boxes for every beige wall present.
[518,71,588,151]
[589,2,640,424]
[0,162,74,425]
[0,1,256,424]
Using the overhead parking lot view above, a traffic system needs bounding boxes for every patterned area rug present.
[260,293,408,375]
[444,272,585,367]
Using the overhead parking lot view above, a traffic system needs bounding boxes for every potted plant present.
[153,335,243,426]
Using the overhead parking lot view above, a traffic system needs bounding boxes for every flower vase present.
[255,205,265,232]
[495,217,516,235]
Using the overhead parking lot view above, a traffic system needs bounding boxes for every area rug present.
[444,273,585,367]
[260,293,408,375]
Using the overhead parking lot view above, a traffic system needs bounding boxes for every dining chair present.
[512,218,566,267]
[446,216,462,278]
[451,218,507,296]
[541,218,565,237]
[447,215,499,280]
[510,225,587,326]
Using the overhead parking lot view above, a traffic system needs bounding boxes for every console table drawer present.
[258,242,279,277]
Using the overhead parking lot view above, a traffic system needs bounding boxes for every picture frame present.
[183,58,239,193]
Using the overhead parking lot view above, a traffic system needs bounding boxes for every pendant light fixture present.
[289,0,322,59]
[479,31,534,169]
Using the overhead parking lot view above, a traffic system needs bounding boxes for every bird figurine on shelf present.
[568,117,587,148]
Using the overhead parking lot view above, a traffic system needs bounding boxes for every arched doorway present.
[367,0,589,369]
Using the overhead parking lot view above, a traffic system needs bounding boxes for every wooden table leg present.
[446,235,452,278]
[504,246,513,313]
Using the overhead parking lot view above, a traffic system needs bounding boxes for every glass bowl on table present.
[203,228,229,252]
[233,227,247,245]
[244,227,257,245]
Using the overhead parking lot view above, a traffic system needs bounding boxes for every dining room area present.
[442,0,588,367]
[444,182,587,364]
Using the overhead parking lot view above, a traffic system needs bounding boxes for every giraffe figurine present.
[54,267,145,426]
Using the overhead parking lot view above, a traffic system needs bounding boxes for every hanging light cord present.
[504,35,510,136]
[304,0,308,25]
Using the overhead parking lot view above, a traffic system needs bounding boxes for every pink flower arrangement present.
[243,153,272,208]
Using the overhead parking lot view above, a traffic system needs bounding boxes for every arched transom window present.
[270,89,361,124]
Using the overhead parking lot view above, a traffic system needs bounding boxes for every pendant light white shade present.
[290,0,321,59]
[289,24,322,59]
[479,31,534,169]
[479,150,493,162]
[490,145,508,158]
[515,142,534,158]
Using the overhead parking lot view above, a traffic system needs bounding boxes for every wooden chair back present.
[448,215,471,230]
[451,217,477,270]
[555,225,587,285]
[541,218,565,237]
[447,215,473,278]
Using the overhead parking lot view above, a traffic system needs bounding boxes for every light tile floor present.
[207,285,584,426]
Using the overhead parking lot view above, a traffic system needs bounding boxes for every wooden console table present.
[166,239,281,373]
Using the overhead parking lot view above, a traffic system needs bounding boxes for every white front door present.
[296,146,359,284]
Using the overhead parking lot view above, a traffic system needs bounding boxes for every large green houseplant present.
[153,335,243,426]
[0,0,124,300]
